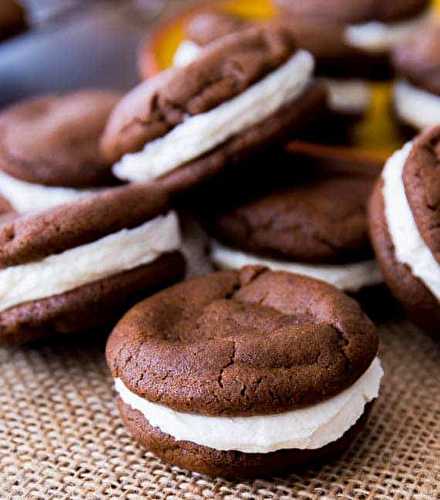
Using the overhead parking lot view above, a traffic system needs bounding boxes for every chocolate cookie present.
[0,90,122,212]
[369,127,440,333]
[107,267,383,478]
[392,23,440,133]
[0,183,185,345]
[102,24,327,195]
[276,0,430,82]
[200,144,382,293]
[0,0,26,41]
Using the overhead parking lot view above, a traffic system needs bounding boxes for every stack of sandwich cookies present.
[392,23,440,134]
[0,91,121,213]
[102,24,327,195]
[276,0,431,141]
[0,183,185,345]
[166,11,371,141]
[204,148,382,294]
[369,126,440,334]
[107,267,383,478]
[276,0,431,58]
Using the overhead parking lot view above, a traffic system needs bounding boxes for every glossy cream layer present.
[173,39,202,67]
[211,240,382,292]
[0,170,102,213]
[394,80,440,131]
[0,212,181,312]
[324,78,372,114]
[113,51,314,182]
[115,358,383,454]
[344,10,431,53]
[382,142,440,299]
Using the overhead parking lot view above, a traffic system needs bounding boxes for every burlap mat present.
[0,218,439,499]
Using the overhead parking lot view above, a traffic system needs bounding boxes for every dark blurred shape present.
[0,0,27,41]
[0,1,171,108]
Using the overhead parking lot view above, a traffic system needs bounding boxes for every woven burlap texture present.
[0,217,439,500]
[0,320,438,499]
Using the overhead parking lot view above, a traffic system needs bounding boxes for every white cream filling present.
[344,9,431,53]
[115,357,383,454]
[173,39,202,67]
[394,80,440,131]
[382,142,440,299]
[113,51,314,182]
[173,40,371,116]
[323,78,372,114]
[0,170,103,213]
[0,212,181,313]
[211,240,382,293]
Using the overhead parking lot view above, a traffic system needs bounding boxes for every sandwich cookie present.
[0,183,185,345]
[202,145,382,295]
[0,0,26,41]
[276,0,431,140]
[277,0,431,58]
[102,24,327,195]
[392,23,440,134]
[0,91,122,213]
[107,267,383,478]
[369,127,440,334]
[166,12,370,143]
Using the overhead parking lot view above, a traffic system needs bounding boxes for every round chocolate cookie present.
[102,24,327,196]
[392,23,440,133]
[0,90,122,213]
[107,267,382,478]
[200,143,382,294]
[369,127,440,333]
[0,183,185,345]
[0,0,26,41]
[276,0,430,85]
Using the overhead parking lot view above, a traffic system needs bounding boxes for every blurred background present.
[0,0,186,107]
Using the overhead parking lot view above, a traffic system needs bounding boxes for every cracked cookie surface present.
[106,267,378,416]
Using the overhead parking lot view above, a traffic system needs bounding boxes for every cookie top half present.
[107,267,378,416]
[0,90,121,188]
[276,0,429,24]
[101,24,298,163]
[392,23,440,96]
[203,147,378,265]
[0,182,171,268]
